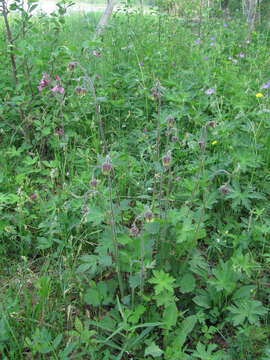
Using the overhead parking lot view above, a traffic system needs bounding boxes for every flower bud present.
[208,121,216,128]
[144,211,153,223]
[130,225,139,237]
[67,62,76,71]
[220,184,229,197]
[90,178,98,188]
[162,151,171,168]
[167,116,174,127]
[171,135,178,143]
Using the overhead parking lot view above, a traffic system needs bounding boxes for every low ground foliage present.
[0,0,270,358]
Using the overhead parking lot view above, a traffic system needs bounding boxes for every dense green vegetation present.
[0,0,270,358]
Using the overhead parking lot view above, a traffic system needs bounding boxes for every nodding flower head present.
[144,211,153,223]
[67,62,76,71]
[167,116,174,127]
[151,87,158,99]
[90,178,98,188]
[220,184,229,197]
[171,135,178,143]
[208,121,216,128]
[102,156,112,175]
[130,225,139,237]
[75,86,87,97]
[162,151,172,168]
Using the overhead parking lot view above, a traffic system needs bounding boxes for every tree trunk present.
[92,0,115,42]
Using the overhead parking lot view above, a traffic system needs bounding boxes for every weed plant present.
[0,0,270,358]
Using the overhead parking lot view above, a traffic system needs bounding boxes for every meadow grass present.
[0,3,270,359]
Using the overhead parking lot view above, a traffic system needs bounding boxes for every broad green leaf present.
[145,342,163,358]
[179,274,196,293]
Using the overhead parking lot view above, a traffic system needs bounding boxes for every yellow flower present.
[225,231,228,235]
[211,140,217,145]
[256,93,263,98]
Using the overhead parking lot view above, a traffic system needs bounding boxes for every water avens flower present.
[90,178,98,188]
[208,121,216,128]
[75,86,87,96]
[51,75,64,95]
[102,156,112,175]
[162,151,172,168]
[130,225,139,237]
[171,135,178,143]
[145,211,153,223]
[167,115,174,127]
[205,88,215,95]
[67,62,76,71]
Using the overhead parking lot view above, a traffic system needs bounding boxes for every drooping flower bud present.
[144,211,153,223]
[220,184,229,197]
[102,156,112,175]
[167,116,174,127]
[162,151,171,168]
[171,135,178,143]
[90,178,98,188]
[67,62,76,71]
[130,225,139,237]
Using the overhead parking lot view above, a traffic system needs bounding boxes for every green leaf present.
[84,288,102,307]
[145,342,163,358]
[75,317,83,333]
[227,299,267,326]
[173,315,197,349]
[128,305,146,325]
[179,274,196,293]
[86,206,105,226]
[193,292,211,309]
[163,302,178,329]
[149,270,175,295]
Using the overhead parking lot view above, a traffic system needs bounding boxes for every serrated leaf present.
[84,288,101,307]
[174,315,197,349]
[179,274,196,293]
[145,342,163,358]
[163,302,178,329]
[75,317,83,333]
[86,206,105,226]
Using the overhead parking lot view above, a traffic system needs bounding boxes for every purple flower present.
[239,53,245,58]
[261,82,270,89]
[93,50,102,57]
[42,31,45,35]
[140,62,144,67]
[210,42,214,46]
[210,37,215,41]
[224,23,228,27]
[228,56,232,60]
[196,38,201,45]
[37,72,50,92]
[246,40,250,44]
[205,88,215,95]
[239,44,242,48]
[51,75,64,96]
[233,60,238,64]
[205,56,209,61]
